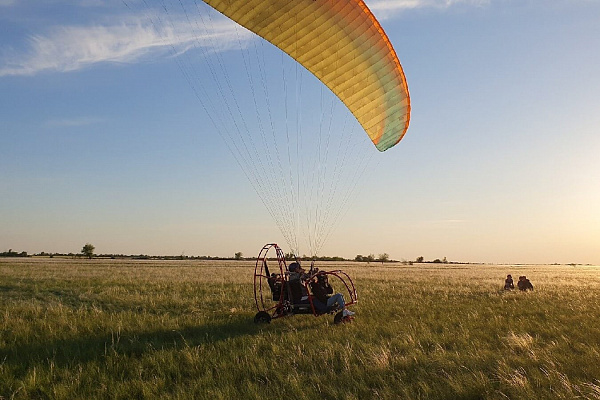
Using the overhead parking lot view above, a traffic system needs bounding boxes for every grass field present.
[1,258,600,399]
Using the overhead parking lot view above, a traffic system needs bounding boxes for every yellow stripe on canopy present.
[202,0,411,151]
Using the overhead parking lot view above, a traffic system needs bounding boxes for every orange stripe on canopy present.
[202,0,411,151]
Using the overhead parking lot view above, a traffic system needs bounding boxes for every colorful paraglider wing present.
[201,0,411,152]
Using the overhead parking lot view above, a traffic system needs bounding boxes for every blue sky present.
[1,0,599,264]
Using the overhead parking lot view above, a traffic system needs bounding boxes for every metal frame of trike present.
[253,243,357,322]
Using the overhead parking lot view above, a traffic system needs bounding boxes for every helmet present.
[288,262,300,272]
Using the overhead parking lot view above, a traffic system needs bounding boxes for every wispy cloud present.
[0,0,486,77]
[0,13,251,77]
[45,116,105,128]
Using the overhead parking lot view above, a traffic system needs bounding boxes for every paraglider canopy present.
[199,0,411,151]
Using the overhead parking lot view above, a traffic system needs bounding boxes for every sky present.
[1,0,599,264]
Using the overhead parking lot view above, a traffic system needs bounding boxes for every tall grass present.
[1,258,600,399]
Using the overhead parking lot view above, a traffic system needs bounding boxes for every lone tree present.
[378,253,390,263]
[81,243,95,259]
[234,252,243,260]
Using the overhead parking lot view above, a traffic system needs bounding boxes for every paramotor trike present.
[253,243,357,324]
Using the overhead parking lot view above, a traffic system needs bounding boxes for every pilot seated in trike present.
[288,262,355,318]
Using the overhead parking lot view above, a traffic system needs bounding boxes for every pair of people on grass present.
[288,262,355,317]
[504,274,533,291]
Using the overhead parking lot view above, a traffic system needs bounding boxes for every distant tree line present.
[283,253,347,262]
[1,245,471,265]
[75,254,253,261]
[354,253,390,263]
[0,248,433,264]
[3,247,590,266]
[416,256,449,264]
[0,249,28,257]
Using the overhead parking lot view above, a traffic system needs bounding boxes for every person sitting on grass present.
[309,273,355,317]
[517,275,534,291]
[504,274,514,290]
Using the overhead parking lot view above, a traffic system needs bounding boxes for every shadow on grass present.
[0,281,193,315]
[1,315,269,377]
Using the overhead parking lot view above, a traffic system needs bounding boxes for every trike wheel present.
[254,311,272,324]
[333,311,344,324]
